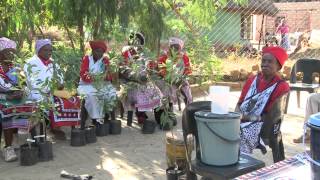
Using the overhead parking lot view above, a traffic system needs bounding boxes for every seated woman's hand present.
[139,71,148,83]
[6,90,24,100]
[240,114,261,122]
[140,75,148,83]
[175,78,186,87]
[240,114,251,122]
[133,54,140,60]
[57,84,64,90]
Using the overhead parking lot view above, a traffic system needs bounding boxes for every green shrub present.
[185,34,222,84]
[52,42,82,90]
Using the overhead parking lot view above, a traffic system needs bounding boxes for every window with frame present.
[241,14,253,40]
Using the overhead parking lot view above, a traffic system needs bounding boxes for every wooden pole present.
[258,15,265,50]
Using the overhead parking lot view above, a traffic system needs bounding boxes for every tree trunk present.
[157,36,161,57]
[27,34,33,51]
[36,24,44,38]
[93,6,102,39]
[25,0,33,51]
[17,32,24,50]
[75,0,85,53]
[63,22,76,52]
[78,20,85,53]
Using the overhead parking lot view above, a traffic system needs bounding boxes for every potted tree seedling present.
[50,45,88,146]
[32,110,53,161]
[119,46,160,134]
[17,89,54,164]
[106,50,122,135]
[89,50,120,136]
[10,53,54,164]
[151,53,187,179]
[23,57,63,156]
[20,138,39,166]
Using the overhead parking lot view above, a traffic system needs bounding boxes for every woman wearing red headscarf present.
[236,46,290,154]
[77,40,117,126]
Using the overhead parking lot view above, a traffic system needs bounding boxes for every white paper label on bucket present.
[209,86,230,114]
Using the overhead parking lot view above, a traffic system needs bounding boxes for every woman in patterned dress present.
[119,32,162,126]
[0,37,36,162]
[276,19,290,51]
[155,37,193,127]
[236,46,290,154]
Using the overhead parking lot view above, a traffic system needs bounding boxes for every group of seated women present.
[0,33,193,162]
[0,30,298,163]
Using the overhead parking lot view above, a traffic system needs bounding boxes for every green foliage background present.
[1,0,249,86]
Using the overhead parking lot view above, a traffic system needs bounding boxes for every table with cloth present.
[235,152,318,180]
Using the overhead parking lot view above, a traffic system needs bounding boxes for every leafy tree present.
[0,0,45,50]
[1,0,247,53]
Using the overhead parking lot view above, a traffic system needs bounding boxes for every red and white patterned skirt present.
[49,96,81,128]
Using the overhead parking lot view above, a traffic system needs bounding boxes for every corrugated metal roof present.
[225,0,279,16]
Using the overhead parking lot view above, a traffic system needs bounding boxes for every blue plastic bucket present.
[307,112,320,179]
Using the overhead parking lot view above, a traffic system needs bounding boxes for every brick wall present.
[311,9,320,29]
[265,2,320,33]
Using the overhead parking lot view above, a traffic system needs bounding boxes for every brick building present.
[265,1,320,33]
[204,0,320,50]
[246,1,320,50]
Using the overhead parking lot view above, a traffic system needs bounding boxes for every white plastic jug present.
[209,86,230,114]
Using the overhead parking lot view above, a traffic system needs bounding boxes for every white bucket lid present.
[308,112,320,127]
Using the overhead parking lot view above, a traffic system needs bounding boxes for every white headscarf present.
[169,37,184,49]
[35,39,52,54]
[0,37,17,52]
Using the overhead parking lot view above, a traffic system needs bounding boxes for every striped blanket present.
[49,96,81,128]
[0,97,36,130]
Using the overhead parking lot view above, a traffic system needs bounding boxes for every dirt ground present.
[0,89,309,180]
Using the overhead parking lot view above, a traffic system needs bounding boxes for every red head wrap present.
[89,40,107,52]
[262,46,288,68]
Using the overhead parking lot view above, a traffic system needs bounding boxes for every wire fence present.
[170,0,320,60]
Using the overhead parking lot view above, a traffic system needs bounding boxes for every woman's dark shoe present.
[110,110,116,121]
[137,116,146,124]
[51,128,66,140]
[171,117,177,126]
[293,135,310,144]
[104,113,110,122]
[154,109,164,125]
[136,112,147,124]
[127,111,133,126]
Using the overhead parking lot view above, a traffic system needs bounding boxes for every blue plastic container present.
[307,112,320,179]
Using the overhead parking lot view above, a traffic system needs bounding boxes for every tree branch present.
[165,0,199,37]
[36,24,44,38]
[63,21,76,52]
